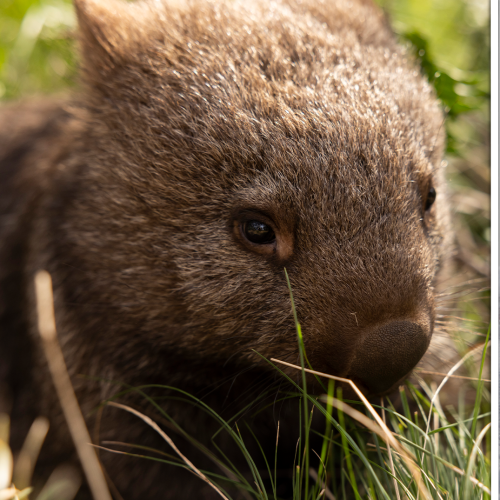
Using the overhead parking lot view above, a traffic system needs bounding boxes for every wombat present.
[0,0,452,497]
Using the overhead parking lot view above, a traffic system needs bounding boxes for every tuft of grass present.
[94,276,490,500]
[94,336,491,499]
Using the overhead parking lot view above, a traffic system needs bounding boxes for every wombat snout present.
[349,319,432,394]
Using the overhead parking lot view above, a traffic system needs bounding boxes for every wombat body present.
[0,0,451,497]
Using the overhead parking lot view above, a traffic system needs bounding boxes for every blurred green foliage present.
[376,1,490,300]
[0,0,76,100]
[376,0,490,155]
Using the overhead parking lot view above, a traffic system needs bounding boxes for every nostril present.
[349,320,431,395]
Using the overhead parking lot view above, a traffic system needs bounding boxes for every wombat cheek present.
[348,320,432,395]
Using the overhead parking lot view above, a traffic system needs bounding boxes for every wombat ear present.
[74,0,152,75]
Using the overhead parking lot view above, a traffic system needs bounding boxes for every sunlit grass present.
[82,274,490,499]
[92,307,491,499]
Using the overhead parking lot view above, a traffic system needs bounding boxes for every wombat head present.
[64,0,451,396]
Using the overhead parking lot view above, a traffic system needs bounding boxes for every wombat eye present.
[242,220,276,244]
[425,187,436,211]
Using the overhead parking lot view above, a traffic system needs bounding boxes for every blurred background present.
[0,0,491,375]
[376,0,491,377]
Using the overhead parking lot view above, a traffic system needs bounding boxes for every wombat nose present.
[349,320,431,395]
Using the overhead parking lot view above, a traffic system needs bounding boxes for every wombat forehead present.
[81,0,443,158]
[130,110,437,210]
[146,42,439,150]
[218,121,435,185]
[228,156,427,226]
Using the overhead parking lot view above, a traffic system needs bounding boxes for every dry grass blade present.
[317,396,394,448]
[34,270,112,500]
[420,341,490,456]
[464,422,491,496]
[428,342,490,409]
[0,428,13,492]
[271,360,399,450]
[381,399,400,500]
[0,487,20,500]
[13,416,49,490]
[319,393,430,497]
[308,468,336,500]
[467,476,491,494]
[271,358,433,500]
[36,464,82,500]
[106,402,230,500]
[367,438,491,496]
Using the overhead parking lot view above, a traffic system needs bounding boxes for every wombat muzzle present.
[349,320,431,394]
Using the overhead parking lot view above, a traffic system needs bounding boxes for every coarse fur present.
[0,0,452,498]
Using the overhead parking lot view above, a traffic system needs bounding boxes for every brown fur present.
[0,0,452,497]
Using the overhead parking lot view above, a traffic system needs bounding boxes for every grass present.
[2,269,490,499]
[89,299,491,500]
[68,300,490,500]
[4,268,489,500]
